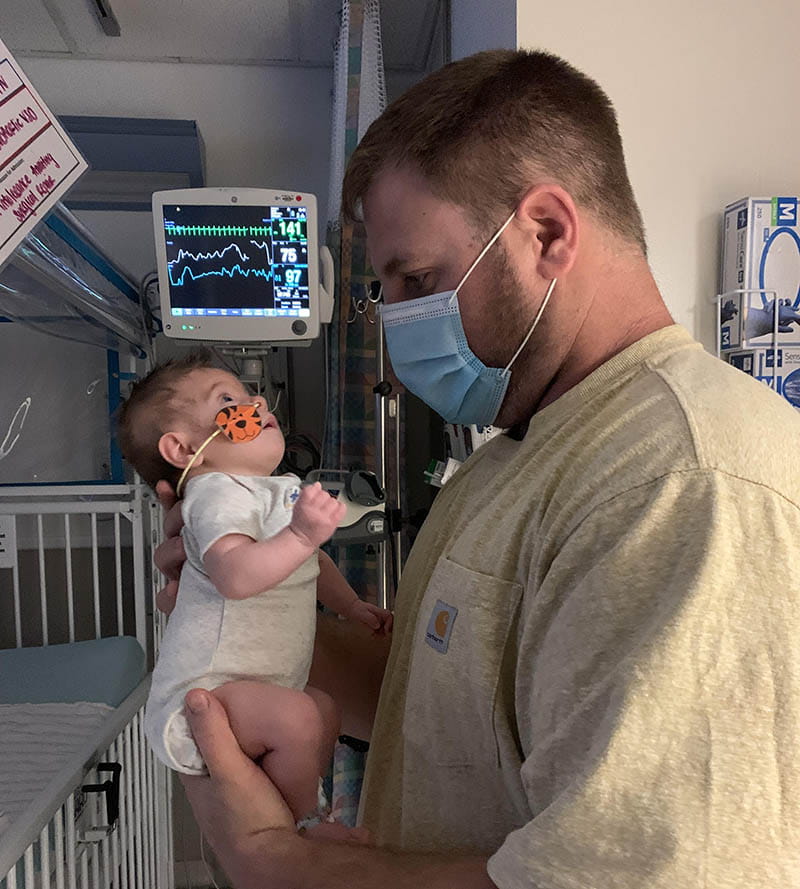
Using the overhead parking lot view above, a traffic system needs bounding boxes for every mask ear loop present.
[503,277,558,373]
[175,428,222,498]
[449,210,517,305]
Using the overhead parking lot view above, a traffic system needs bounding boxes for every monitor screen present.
[153,188,321,344]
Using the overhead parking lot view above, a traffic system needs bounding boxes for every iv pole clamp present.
[373,282,403,610]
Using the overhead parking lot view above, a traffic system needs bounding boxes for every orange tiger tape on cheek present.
[214,403,263,442]
[176,402,264,497]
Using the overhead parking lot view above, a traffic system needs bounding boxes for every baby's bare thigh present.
[211,680,324,757]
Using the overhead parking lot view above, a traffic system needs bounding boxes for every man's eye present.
[404,273,432,296]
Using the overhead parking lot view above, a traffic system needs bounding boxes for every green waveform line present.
[164,224,273,238]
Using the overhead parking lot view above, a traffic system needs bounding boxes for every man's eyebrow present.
[381,255,415,278]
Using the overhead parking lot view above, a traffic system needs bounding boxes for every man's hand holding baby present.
[288,482,347,549]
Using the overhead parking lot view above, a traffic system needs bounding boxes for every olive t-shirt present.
[360,326,800,888]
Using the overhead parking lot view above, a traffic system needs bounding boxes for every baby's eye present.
[220,393,236,403]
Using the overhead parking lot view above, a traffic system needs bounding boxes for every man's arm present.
[182,689,497,889]
[309,610,391,741]
[235,833,496,889]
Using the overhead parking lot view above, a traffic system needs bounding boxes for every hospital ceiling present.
[0,0,446,73]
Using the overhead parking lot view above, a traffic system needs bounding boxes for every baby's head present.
[117,350,283,491]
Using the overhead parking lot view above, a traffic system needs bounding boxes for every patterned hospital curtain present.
[325,0,403,829]
[325,0,388,606]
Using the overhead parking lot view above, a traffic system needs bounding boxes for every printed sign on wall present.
[0,36,87,269]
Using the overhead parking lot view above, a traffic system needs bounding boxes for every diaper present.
[145,691,209,775]
[296,778,334,831]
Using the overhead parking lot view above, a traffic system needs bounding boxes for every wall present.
[453,0,800,351]
[451,0,516,58]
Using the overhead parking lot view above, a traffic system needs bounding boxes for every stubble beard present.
[481,246,556,426]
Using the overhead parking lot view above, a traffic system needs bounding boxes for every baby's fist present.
[289,482,346,548]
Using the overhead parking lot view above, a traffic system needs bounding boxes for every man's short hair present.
[116,349,221,490]
[342,48,647,254]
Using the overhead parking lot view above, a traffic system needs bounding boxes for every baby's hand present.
[341,599,394,636]
[289,483,346,548]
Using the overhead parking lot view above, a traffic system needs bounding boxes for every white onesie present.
[144,472,320,774]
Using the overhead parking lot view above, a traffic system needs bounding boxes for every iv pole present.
[373,286,401,611]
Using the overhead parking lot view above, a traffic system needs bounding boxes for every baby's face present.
[176,368,285,477]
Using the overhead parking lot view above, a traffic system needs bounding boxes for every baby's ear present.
[158,431,200,469]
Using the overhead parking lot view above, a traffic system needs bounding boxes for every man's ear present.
[158,431,202,470]
[515,184,579,280]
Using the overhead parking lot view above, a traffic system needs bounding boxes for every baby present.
[117,351,392,827]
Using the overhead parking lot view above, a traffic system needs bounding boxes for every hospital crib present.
[0,484,173,889]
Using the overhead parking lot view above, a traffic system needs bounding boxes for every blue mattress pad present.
[0,636,146,707]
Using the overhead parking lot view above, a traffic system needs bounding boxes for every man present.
[156,49,800,887]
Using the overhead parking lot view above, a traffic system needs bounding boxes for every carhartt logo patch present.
[425,599,458,653]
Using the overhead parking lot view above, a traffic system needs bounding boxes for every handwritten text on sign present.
[0,42,87,267]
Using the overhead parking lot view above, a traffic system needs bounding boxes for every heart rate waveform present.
[164,223,273,238]
[167,240,275,288]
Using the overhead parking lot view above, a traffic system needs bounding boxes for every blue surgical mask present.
[380,210,557,427]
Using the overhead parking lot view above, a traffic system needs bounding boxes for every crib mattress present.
[0,701,113,835]
[0,636,146,707]
[0,637,146,841]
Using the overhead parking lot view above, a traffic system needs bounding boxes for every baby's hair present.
[116,348,223,489]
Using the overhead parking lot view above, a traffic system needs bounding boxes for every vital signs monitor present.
[152,188,331,344]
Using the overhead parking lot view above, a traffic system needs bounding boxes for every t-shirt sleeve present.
[183,474,267,560]
[487,469,800,889]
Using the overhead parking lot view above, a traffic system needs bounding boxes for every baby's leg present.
[304,685,341,774]
[212,680,330,820]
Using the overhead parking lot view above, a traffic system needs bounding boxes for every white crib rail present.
[0,484,174,889]
[0,485,149,657]
[0,680,173,889]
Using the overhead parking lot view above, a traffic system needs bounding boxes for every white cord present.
[503,277,558,373]
[448,210,516,306]
[200,833,221,889]
[175,428,221,497]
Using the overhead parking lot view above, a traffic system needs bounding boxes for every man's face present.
[362,165,542,420]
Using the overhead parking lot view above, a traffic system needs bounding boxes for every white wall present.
[453,0,800,351]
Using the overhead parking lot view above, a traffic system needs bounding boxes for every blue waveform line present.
[170,264,275,287]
